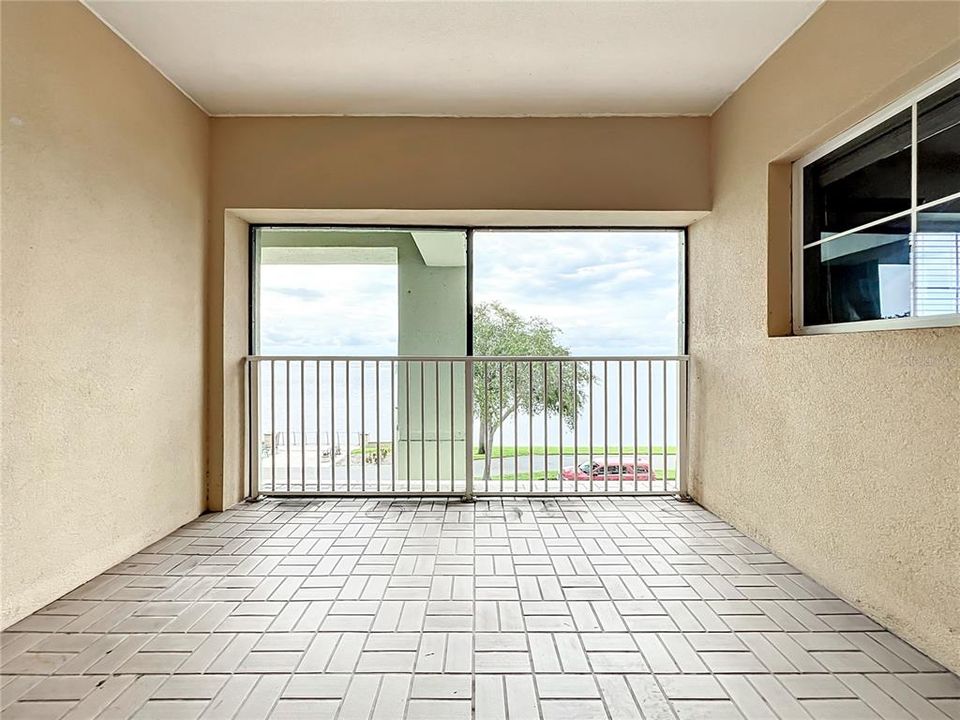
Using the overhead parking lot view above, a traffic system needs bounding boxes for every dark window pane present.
[803,109,912,245]
[804,217,911,326]
[918,78,960,206]
[915,197,960,316]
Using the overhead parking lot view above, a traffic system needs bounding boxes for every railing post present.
[462,357,475,502]
[676,357,692,502]
[246,359,262,502]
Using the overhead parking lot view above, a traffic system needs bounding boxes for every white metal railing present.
[244,355,689,497]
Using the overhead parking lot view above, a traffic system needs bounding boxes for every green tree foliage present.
[472,302,590,481]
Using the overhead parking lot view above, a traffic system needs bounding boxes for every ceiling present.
[85,0,821,117]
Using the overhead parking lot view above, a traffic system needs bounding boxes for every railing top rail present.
[246,354,690,363]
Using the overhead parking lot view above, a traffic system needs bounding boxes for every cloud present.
[258,231,682,357]
[259,264,398,355]
[473,231,681,355]
[269,286,327,301]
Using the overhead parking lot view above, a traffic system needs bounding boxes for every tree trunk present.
[482,428,494,482]
[476,418,487,455]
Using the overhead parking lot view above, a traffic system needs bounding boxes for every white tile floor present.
[1,497,957,719]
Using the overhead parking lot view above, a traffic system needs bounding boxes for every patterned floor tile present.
[1,497,955,718]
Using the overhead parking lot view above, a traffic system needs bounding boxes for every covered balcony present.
[2,1,958,718]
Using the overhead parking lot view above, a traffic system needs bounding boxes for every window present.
[793,66,960,333]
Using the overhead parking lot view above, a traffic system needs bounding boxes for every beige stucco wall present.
[207,116,710,510]
[1,1,209,627]
[688,1,960,671]
[6,0,954,671]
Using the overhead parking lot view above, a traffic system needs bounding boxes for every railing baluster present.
[663,359,668,493]
[330,360,336,490]
[375,360,381,491]
[679,359,688,497]
[391,360,396,493]
[633,360,639,491]
[436,362,441,491]
[285,359,291,492]
[361,360,366,492]
[450,361,455,492]
[270,360,276,490]
[314,360,320,492]
[573,361,578,495]
[420,361,426,491]
[300,361,306,492]
[647,361,653,492]
[345,360,351,492]
[249,360,260,499]
[588,361,594,494]
[464,357,474,501]
[499,361,504,490]
[513,360,519,493]
[558,360,563,493]
[481,361,488,493]
[603,360,609,493]
[405,361,411,492]
[618,360,623,493]
[542,360,548,494]
[528,361,533,494]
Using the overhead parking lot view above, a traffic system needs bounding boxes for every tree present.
[472,302,590,482]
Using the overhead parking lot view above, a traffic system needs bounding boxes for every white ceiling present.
[85,0,821,117]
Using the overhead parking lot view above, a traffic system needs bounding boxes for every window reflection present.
[803,109,912,245]
[804,218,912,325]
[918,78,960,206]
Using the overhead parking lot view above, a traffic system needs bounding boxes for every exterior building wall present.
[208,116,711,509]
[688,0,960,671]
[1,1,209,627]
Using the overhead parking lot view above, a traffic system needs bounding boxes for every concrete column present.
[395,233,468,486]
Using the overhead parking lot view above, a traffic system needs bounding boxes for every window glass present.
[803,109,912,245]
[915,196,960,316]
[918,78,960,206]
[803,217,912,326]
[799,70,960,330]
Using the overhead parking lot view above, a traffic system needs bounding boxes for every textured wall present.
[207,115,711,510]
[1,2,209,627]
[688,1,960,670]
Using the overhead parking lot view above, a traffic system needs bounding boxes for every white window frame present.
[792,63,960,335]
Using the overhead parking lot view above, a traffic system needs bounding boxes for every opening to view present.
[249,227,686,496]
[470,230,684,492]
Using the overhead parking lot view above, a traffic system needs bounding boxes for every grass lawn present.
[351,442,391,456]
[480,469,678,482]
[474,445,677,460]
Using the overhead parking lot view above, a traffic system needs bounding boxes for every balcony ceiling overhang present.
[83,0,820,117]
[412,232,467,267]
[261,246,398,265]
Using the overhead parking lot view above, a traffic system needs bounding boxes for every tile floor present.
[1,497,957,719]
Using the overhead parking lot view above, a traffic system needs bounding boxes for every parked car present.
[558,459,656,482]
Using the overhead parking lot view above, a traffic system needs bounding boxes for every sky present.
[259,263,398,356]
[473,231,681,356]
[258,230,682,356]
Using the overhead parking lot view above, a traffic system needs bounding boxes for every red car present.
[559,459,657,483]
